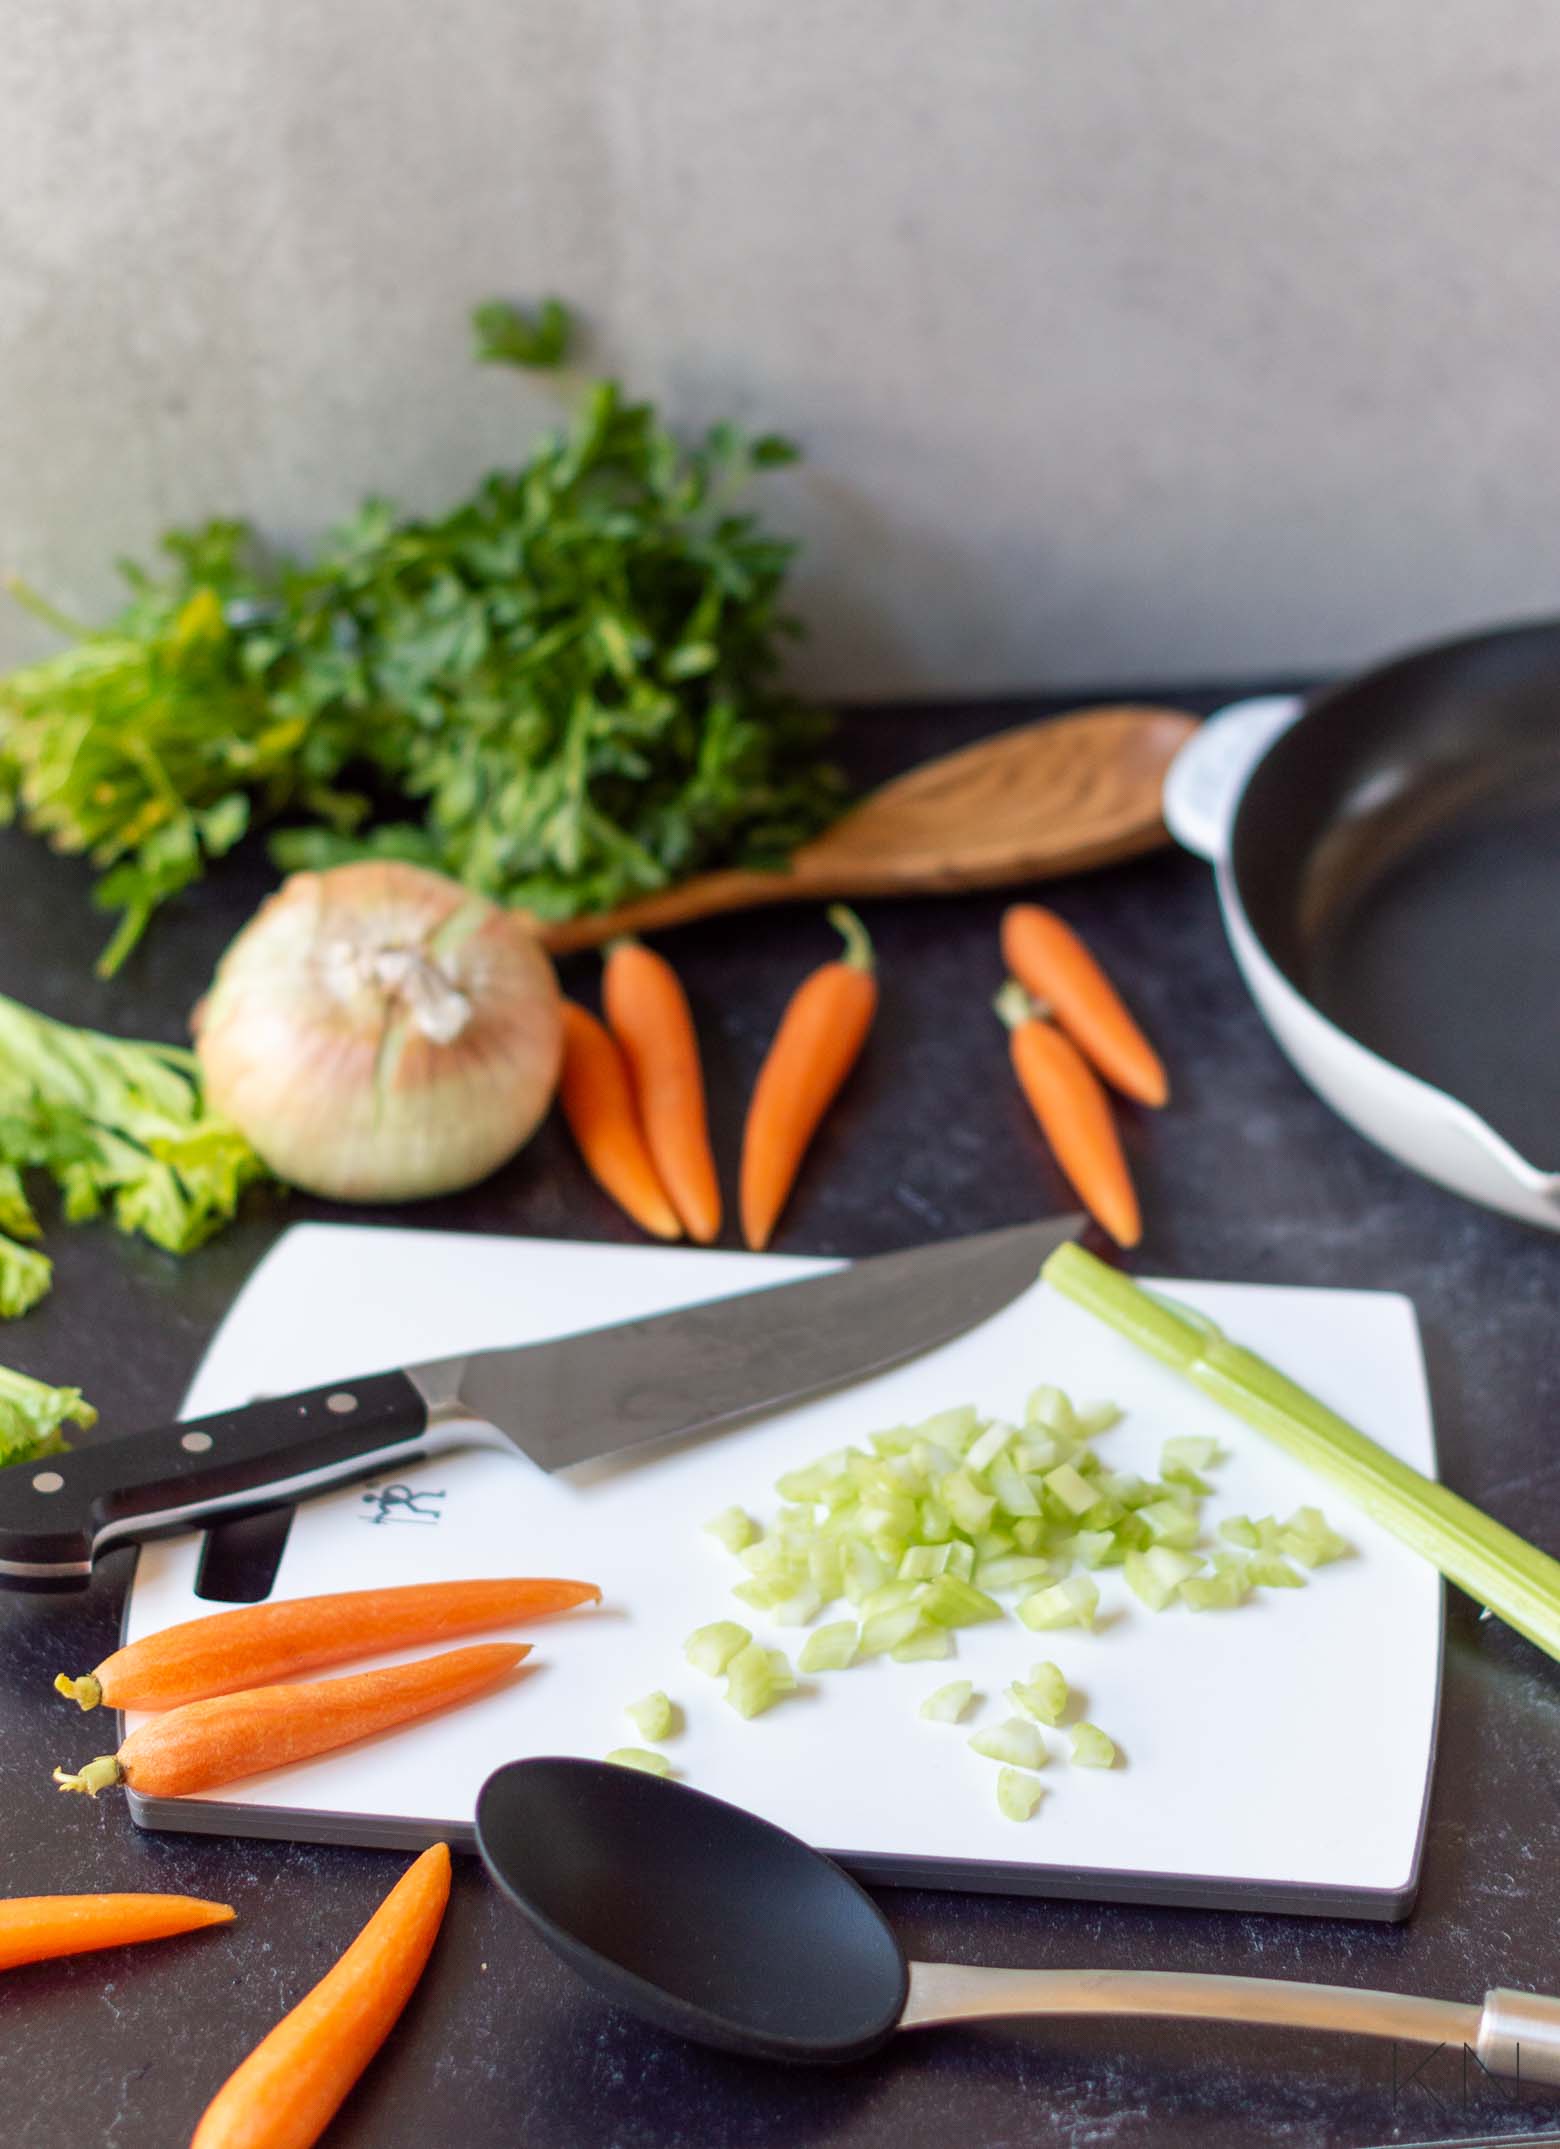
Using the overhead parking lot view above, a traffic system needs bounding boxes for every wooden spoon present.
[536,702,1198,953]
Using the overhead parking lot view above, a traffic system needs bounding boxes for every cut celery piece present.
[1145,1545,1204,1589]
[969,1717,1049,1770]
[1043,1241,1560,1668]
[966,1420,1012,1473]
[919,1678,975,1722]
[920,1573,1004,1628]
[1123,1548,1173,1611]
[861,1579,922,1618]
[1070,1722,1116,1769]
[918,1496,953,1544]
[1180,1570,1246,1612]
[1018,1575,1099,1631]
[944,1540,976,1581]
[724,1642,796,1718]
[971,1527,1015,1563]
[1066,1529,1118,1570]
[920,1403,981,1447]
[989,1458,1041,1518]
[771,1585,823,1627]
[1026,1385,1076,1435]
[705,1506,758,1555]
[899,1543,956,1581]
[1075,1400,1121,1437]
[858,1602,925,1657]
[997,1766,1046,1820]
[1280,1507,1353,1566]
[799,1619,858,1671]
[606,1747,672,1775]
[732,1575,798,1613]
[1043,1462,1098,1518]
[1011,1517,1048,1554]
[1139,1498,1201,1549]
[1161,1434,1219,1476]
[685,1621,751,1676]
[626,1691,678,1741]
[1218,1515,1259,1550]
[892,1622,953,1662]
[1009,1660,1068,1725]
[843,1541,890,1603]
[1248,1553,1304,1589]
[942,1469,996,1535]
[976,1553,1054,1594]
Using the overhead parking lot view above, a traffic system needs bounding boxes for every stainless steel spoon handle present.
[901,1964,1560,2086]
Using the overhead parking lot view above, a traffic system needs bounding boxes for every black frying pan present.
[1165,619,1560,1221]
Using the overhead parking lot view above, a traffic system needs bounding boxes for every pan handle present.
[1162,696,1304,862]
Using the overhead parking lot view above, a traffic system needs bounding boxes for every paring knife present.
[0,1217,1080,1588]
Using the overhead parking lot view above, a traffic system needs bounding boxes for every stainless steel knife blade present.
[406,1214,1083,1471]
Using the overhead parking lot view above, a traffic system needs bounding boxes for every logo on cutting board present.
[359,1483,447,1526]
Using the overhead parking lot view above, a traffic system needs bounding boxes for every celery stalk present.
[1043,1242,1560,1666]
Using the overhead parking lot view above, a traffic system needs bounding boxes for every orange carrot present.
[603,939,721,1243]
[54,1576,598,1713]
[0,1892,234,1971]
[1001,904,1168,1107]
[740,907,877,1250]
[191,1842,450,2149]
[557,1001,683,1240]
[52,1643,529,1801]
[996,981,1142,1247]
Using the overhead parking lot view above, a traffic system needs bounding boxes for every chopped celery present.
[799,1619,858,1672]
[966,1420,1012,1473]
[1026,1385,1076,1434]
[685,1621,752,1675]
[1065,1529,1118,1570]
[1011,1518,1048,1554]
[1075,1400,1121,1437]
[969,1717,1049,1769]
[1248,1552,1304,1588]
[989,1458,1041,1517]
[605,1748,672,1775]
[724,1642,797,1718]
[626,1692,678,1741]
[996,1767,1046,1820]
[705,1506,758,1555]
[1219,1515,1259,1550]
[732,1575,797,1613]
[1180,1569,1247,1612]
[1139,1498,1201,1549]
[920,1574,1004,1627]
[1123,1549,1173,1611]
[942,1469,996,1535]
[858,1602,925,1657]
[971,1527,1015,1563]
[1070,1722,1116,1769]
[861,1579,921,1617]
[891,1623,953,1662]
[1281,1507,1353,1567]
[920,1403,981,1447]
[1161,1434,1219,1478]
[1043,1462,1098,1517]
[944,1540,975,1581]
[899,1543,956,1581]
[1018,1575,1099,1631]
[1009,1661,1068,1725]
[771,1586,824,1627]
[920,1679,975,1722]
[1044,1241,1560,1668]
[975,1553,1054,1594]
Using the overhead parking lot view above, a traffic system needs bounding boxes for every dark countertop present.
[0,689,1556,2149]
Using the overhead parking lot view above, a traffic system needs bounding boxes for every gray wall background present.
[3,1,1558,698]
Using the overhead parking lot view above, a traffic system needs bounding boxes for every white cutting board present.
[121,1225,1442,1918]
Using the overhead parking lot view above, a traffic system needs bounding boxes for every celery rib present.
[1043,1242,1560,1665]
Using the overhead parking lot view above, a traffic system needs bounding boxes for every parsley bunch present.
[0,307,841,972]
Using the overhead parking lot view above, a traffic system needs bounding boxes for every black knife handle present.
[0,1370,430,1588]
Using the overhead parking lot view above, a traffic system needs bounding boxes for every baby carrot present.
[740,907,877,1250]
[1001,904,1168,1107]
[603,939,721,1243]
[557,1001,683,1240]
[0,1892,234,1972]
[54,1576,598,1713]
[996,981,1142,1247]
[191,1842,450,2149]
[52,1643,529,1800]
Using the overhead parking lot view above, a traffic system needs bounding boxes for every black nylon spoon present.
[475,1758,1560,2077]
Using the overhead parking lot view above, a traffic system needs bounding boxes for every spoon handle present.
[900,1964,1560,2084]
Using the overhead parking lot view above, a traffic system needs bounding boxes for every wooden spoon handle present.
[536,703,1197,954]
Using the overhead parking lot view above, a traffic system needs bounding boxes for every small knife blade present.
[0,1216,1080,1586]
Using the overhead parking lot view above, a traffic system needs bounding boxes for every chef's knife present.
[0,1217,1080,1587]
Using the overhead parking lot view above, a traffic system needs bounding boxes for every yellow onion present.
[192,862,563,1201]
